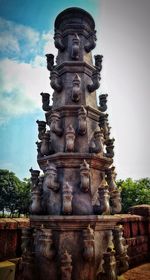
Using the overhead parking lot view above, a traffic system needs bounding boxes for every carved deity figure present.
[43,162,59,192]
[50,70,63,92]
[65,124,75,152]
[49,111,63,136]
[89,129,104,154]
[71,74,81,102]
[82,224,95,262]
[45,53,54,71]
[71,33,80,60]
[54,30,65,51]
[62,182,73,214]
[37,226,55,259]
[98,173,110,215]
[98,94,108,112]
[78,106,87,135]
[36,120,46,141]
[80,160,90,192]
[61,250,72,280]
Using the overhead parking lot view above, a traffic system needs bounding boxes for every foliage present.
[0,169,31,217]
[117,178,150,213]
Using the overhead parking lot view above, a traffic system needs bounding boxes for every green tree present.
[0,169,31,216]
[117,178,150,213]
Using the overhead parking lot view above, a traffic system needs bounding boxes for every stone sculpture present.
[22,7,128,280]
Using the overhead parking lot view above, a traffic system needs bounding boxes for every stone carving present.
[106,166,117,192]
[94,54,103,72]
[84,30,97,52]
[62,182,73,215]
[61,250,72,280]
[50,70,63,92]
[89,129,104,154]
[29,168,40,191]
[80,160,90,192]
[110,190,122,214]
[105,138,115,158]
[99,113,110,140]
[98,174,110,215]
[40,92,52,111]
[45,53,54,71]
[87,69,100,93]
[71,33,80,60]
[100,249,117,280]
[36,120,46,140]
[113,225,129,275]
[21,228,35,280]
[30,189,41,215]
[37,226,55,259]
[54,30,65,51]
[82,224,95,262]
[78,106,87,135]
[71,74,81,102]
[65,124,75,152]
[50,111,63,136]
[98,94,108,112]
[40,131,50,156]
[43,162,59,192]
[36,141,42,158]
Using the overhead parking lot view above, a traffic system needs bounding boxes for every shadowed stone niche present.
[21,7,127,280]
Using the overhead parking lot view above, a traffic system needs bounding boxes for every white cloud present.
[0,58,52,123]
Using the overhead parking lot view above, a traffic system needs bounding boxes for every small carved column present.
[50,70,63,92]
[49,111,63,136]
[62,182,73,214]
[36,120,46,141]
[78,106,87,135]
[98,94,108,112]
[97,174,110,215]
[71,33,80,60]
[60,250,72,280]
[40,92,52,111]
[113,225,129,275]
[43,162,59,192]
[99,249,117,280]
[80,160,90,192]
[71,74,81,102]
[37,226,55,259]
[65,124,75,152]
[89,129,104,154]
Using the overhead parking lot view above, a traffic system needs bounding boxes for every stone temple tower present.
[21,7,128,280]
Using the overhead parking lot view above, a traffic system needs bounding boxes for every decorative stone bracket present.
[29,168,40,190]
[45,53,54,71]
[37,226,55,259]
[40,131,50,156]
[49,111,63,136]
[94,54,103,72]
[89,129,104,154]
[50,70,63,93]
[87,69,100,93]
[98,94,108,112]
[40,92,52,111]
[84,30,97,52]
[65,124,75,152]
[54,30,65,51]
[36,120,46,140]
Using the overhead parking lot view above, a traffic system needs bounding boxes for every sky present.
[0,0,150,180]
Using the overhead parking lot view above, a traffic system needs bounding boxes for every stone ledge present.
[0,218,29,230]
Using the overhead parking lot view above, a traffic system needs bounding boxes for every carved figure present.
[84,30,97,52]
[36,120,46,140]
[43,162,59,192]
[40,131,50,156]
[98,94,108,112]
[45,54,54,71]
[80,160,90,192]
[110,190,122,214]
[37,227,55,259]
[94,54,103,72]
[36,141,42,158]
[89,129,104,154]
[106,166,117,192]
[61,250,72,280]
[71,74,81,102]
[98,175,110,214]
[30,189,41,215]
[105,138,115,158]
[50,70,62,92]
[78,106,87,135]
[100,250,117,280]
[54,30,65,51]
[29,168,40,191]
[50,111,63,136]
[113,226,129,275]
[71,33,80,60]
[87,69,100,93]
[40,92,52,111]
[82,224,94,262]
[99,113,110,140]
[65,124,75,152]
[62,182,73,214]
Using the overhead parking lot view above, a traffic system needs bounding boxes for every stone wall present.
[0,206,149,267]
